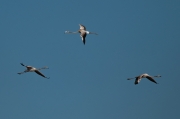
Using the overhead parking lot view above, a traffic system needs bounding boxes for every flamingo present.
[127,73,161,85]
[65,24,98,45]
[17,63,50,79]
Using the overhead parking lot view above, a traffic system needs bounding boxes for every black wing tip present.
[155,75,161,77]
[127,78,134,80]
[20,63,25,66]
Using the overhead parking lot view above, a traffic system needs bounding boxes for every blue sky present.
[0,0,180,119]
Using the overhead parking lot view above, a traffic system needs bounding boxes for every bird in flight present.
[127,73,161,85]
[17,63,50,79]
[65,24,98,45]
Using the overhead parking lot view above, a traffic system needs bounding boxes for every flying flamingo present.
[65,24,98,45]
[127,73,161,85]
[17,63,50,79]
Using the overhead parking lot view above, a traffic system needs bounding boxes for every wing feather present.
[35,70,49,79]
[146,76,158,84]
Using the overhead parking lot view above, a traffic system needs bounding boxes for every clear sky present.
[0,0,180,119]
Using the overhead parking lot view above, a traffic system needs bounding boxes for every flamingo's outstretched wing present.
[146,76,158,84]
[127,77,135,80]
[89,32,98,35]
[135,76,142,85]
[20,63,26,67]
[37,66,49,70]
[35,70,49,79]
[65,31,78,34]
[17,71,27,75]
[154,75,161,78]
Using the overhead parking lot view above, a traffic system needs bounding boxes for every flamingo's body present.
[65,24,97,45]
[127,73,161,85]
[18,63,50,79]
